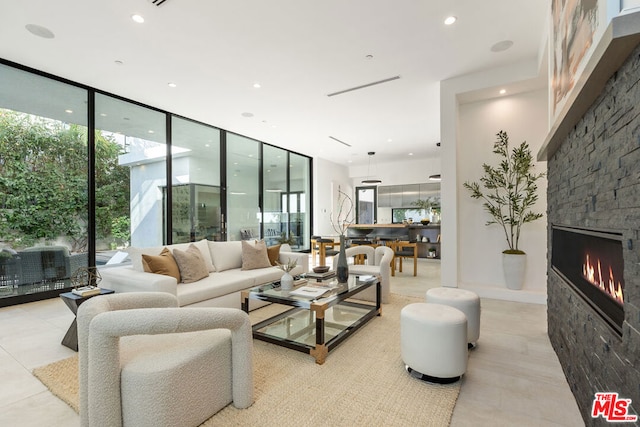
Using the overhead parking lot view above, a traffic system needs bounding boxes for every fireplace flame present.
[582,254,624,305]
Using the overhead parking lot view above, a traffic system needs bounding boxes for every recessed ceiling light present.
[491,40,514,52]
[131,14,145,23]
[148,130,154,134]
[205,144,210,147]
[253,82,261,88]
[25,24,55,39]
[408,153,413,156]
[387,139,392,142]
[444,16,457,25]
[64,109,73,114]
[100,113,107,117]
[168,82,177,88]
[499,89,507,95]
[241,112,254,118]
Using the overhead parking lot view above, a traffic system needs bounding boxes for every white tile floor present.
[0,259,585,426]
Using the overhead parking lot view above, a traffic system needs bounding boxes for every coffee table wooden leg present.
[310,344,328,365]
[312,303,327,364]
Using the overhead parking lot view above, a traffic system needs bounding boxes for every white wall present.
[458,89,548,300]
[313,158,352,237]
[440,58,549,304]
[130,161,166,247]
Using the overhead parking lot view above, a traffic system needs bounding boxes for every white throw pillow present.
[208,241,243,272]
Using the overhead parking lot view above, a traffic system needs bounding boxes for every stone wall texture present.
[547,44,640,425]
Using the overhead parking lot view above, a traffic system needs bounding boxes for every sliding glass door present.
[0,63,89,303]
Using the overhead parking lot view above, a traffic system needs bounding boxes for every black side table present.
[59,288,115,351]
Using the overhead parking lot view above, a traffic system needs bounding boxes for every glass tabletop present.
[247,273,377,306]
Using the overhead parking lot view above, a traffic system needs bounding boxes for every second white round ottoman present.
[400,303,467,383]
[426,287,481,348]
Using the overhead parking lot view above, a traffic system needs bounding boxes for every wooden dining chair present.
[314,238,337,266]
[349,240,377,264]
[388,240,418,276]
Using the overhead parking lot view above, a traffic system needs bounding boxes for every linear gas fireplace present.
[551,225,625,335]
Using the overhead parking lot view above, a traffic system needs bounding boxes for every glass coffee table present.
[241,274,381,364]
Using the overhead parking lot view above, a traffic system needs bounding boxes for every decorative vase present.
[281,272,294,291]
[502,253,526,290]
[336,235,349,283]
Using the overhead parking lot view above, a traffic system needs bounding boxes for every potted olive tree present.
[463,131,544,290]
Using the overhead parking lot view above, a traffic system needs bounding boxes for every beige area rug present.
[33,294,460,426]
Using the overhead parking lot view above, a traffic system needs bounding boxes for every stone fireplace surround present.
[545,32,640,425]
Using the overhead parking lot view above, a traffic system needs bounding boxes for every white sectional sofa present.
[99,240,308,309]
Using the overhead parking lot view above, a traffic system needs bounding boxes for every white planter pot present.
[502,253,526,290]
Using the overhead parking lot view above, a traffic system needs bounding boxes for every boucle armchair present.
[333,245,393,303]
[77,292,253,427]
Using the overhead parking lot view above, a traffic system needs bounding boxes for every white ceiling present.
[0,0,549,166]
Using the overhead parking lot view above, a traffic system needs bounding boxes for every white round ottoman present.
[426,287,481,348]
[400,303,467,383]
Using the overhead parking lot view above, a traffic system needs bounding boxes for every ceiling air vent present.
[329,136,352,147]
[148,0,169,6]
[327,76,401,97]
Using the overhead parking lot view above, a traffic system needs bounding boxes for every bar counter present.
[347,223,441,258]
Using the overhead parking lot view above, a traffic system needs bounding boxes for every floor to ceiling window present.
[289,152,311,250]
[263,145,288,246]
[0,59,312,306]
[0,63,89,305]
[95,94,166,249]
[226,133,260,241]
[169,117,222,243]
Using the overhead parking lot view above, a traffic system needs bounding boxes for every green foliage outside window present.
[0,110,130,252]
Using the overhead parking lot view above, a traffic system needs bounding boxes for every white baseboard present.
[448,283,547,305]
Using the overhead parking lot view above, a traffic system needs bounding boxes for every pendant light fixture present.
[362,151,382,184]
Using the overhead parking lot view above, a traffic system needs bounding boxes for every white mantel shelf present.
[538,10,640,161]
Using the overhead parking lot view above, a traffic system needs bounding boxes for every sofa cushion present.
[142,248,181,283]
[208,241,242,272]
[173,244,210,283]
[266,244,281,266]
[176,270,256,306]
[241,240,271,270]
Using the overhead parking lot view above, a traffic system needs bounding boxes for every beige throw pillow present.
[173,244,210,283]
[241,240,272,270]
[142,247,181,283]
